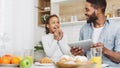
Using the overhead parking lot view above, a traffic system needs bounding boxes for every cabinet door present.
[38,0,51,26]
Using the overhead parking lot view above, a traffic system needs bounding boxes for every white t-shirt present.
[41,33,71,60]
[92,26,104,43]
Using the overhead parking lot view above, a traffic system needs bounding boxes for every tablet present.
[68,39,93,51]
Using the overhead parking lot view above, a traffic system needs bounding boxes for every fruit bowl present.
[54,62,96,68]
[0,64,19,67]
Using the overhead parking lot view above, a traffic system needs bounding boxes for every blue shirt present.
[79,19,120,67]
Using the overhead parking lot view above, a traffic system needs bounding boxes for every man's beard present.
[86,12,98,24]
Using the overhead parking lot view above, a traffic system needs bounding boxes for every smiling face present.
[47,16,60,33]
[85,2,98,23]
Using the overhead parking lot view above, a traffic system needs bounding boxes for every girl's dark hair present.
[45,14,59,34]
[86,0,107,14]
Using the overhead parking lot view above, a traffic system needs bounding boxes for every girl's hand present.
[54,29,63,41]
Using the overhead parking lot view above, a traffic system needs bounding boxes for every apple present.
[26,56,33,64]
[20,58,32,68]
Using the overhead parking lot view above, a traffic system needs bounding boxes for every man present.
[71,0,120,67]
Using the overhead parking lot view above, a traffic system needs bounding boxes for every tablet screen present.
[68,39,93,51]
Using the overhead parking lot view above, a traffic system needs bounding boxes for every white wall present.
[61,24,83,42]
[0,0,35,54]
[12,0,35,50]
[0,0,14,53]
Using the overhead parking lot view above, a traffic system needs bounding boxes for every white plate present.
[0,64,19,67]
[34,62,53,66]
[102,64,109,67]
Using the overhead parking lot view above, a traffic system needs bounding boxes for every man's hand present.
[54,29,63,41]
[92,42,120,63]
[91,42,105,53]
[70,47,85,56]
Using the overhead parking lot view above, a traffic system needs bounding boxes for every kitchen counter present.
[0,65,119,68]
[31,65,119,68]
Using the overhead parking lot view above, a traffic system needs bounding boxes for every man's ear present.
[95,9,100,16]
[95,8,101,14]
[95,10,98,13]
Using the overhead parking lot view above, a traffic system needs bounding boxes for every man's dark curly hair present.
[86,0,107,14]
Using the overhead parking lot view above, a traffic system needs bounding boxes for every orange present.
[3,54,13,59]
[11,57,20,64]
[0,56,11,64]
[0,57,2,63]
[18,57,22,61]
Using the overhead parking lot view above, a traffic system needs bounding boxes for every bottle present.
[106,12,112,18]
[111,4,116,17]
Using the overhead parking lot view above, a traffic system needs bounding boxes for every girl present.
[41,15,71,60]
